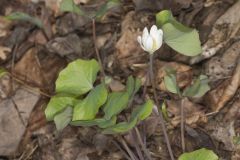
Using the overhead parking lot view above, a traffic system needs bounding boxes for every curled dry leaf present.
[205,59,240,111]
[156,60,193,91]
[0,45,11,63]
[46,33,82,58]
[191,0,240,64]
[166,98,207,127]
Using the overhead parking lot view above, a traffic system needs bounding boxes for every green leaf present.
[183,75,210,98]
[162,23,202,56]
[178,148,218,160]
[56,59,100,96]
[161,102,169,121]
[126,76,141,96]
[60,0,85,15]
[5,12,42,28]
[0,67,7,78]
[45,96,78,121]
[164,69,180,94]
[95,0,120,20]
[103,99,153,134]
[54,106,73,131]
[72,83,108,121]
[156,10,192,32]
[156,10,202,56]
[103,91,129,120]
[70,116,117,128]
[156,10,172,27]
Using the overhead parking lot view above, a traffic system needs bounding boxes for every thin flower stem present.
[112,139,132,160]
[119,136,139,160]
[181,98,185,152]
[130,130,145,160]
[149,54,175,160]
[134,127,153,160]
[92,19,106,82]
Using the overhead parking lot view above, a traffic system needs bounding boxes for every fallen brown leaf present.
[156,61,193,91]
[167,98,207,127]
[205,59,240,111]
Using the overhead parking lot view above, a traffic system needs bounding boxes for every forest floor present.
[0,0,239,160]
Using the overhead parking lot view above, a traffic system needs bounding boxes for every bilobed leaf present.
[54,106,73,131]
[95,0,120,19]
[60,0,85,15]
[156,10,202,56]
[164,70,179,94]
[5,12,42,28]
[162,23,202,56]
[56,59,100,96]
[178,148,218,160]
[103,91,129,120]
[70,116,117,128]
[130,99,154,121]
[72,83,108,121]
[102,99,153,134]
[45,96,78,121]
[183,75,210,98]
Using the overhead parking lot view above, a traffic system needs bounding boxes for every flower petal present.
[142,27,149,46]
[158,29,163,35]
[150,25,163,50]
[145,35,154,53]
[137,36,146,51]
[150,25,158,37]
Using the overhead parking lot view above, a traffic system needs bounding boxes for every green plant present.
[178,148,218,160]
[60,0,120,20]
[45,59,154,132]
[5,12,43,28]
[137,9,205,160]
[164,68,210,152]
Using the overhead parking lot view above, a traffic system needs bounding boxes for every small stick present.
[130,130,144,160]
[119,135,138,160]
[135,127,153,160]
[149,54,175,160]
[180,98,185,152]
[112,139,132,160]
[92,19,106,82]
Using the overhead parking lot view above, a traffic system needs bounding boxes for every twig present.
[134,127,153,160]
[11,74,52,98]
[119,135,138,160]
[130,130,144,160]
[92,19,106,82]
[149,54,175,160]
[180,98,185,152]
[112,139,132,160]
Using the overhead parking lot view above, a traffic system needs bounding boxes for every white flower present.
[137,25,163,54]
